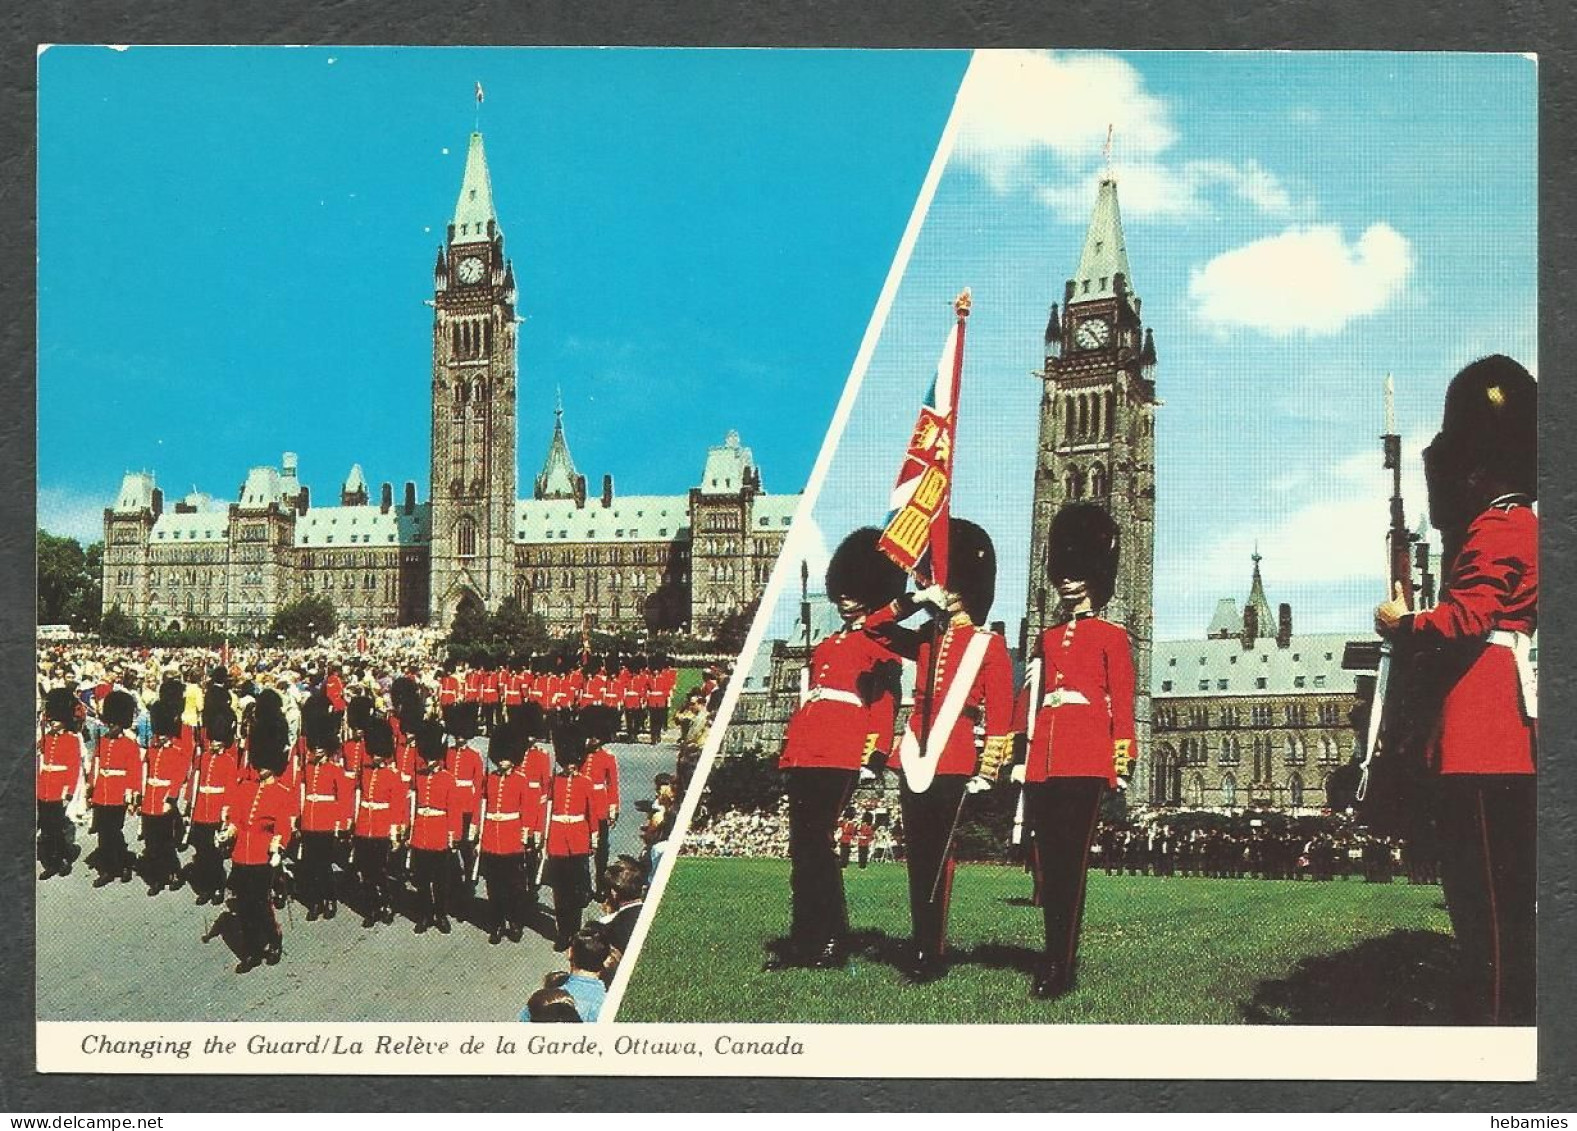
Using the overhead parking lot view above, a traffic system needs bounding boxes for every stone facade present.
[101,129,795,640]
[1024,176,1160,801]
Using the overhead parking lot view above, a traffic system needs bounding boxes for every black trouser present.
[479,702,499,732]
[354,837,394,913]
[785,767,858,950]
[647,706,668,743]
[624,707,644,740]
[410,847,455,923]
[594,817,612,893]
[456,816,477,895]
[37,799,73,872]
[898,774,970,955]
[544,853,591,942]
[229,862,280,961]
[1434,774,1536,1025]
[296,829,337,909]
[91,804,130,877]
[480,851,529,930]
[1026,778,1106,979]
[189,822,227,897]
[140,809,182,886]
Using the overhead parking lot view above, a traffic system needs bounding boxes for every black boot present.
[1031,961,1072,1000]
[902,948,947,985]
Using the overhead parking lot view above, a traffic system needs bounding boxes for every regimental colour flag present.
[879,289,971,589]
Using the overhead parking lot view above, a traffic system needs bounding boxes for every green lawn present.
[618,858,1459,1024]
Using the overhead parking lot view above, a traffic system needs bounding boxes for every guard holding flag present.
[1018,502,1135,1000]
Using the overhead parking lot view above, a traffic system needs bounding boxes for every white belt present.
[592,783,608,791]
[360,800,390,810]
[99,769,127,777]
[199,785,226,794]
[147,777,173,787]
[454,778,475,787]
[485,811,520,821]
[1487,630,1537,720]
[416,806,448,817]
[1041,689,1091,708]
[305,793,337,803]
[552,814,586,823]
[805,687,863,708]
[41,762,70,771]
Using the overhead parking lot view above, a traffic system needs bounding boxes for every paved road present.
[37,742,673,1022]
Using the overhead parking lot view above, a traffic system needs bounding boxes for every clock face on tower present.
[1075,317,1111,351]
[456,256,485,285]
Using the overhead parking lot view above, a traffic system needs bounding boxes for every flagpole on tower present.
[1103,123,1115,178]
[474,80,485,132]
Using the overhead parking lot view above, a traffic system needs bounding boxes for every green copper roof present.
[1070,177,1133,304]
[452,132,497,245]
[1245,549,1275,637]
[534,407,582,500]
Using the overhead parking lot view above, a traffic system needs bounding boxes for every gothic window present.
[1190,774,1205,807]
[1289,773,1305,808]
[456,518,478,559]
[1077,395,1089,438]
[1063,396,1075,440]
[1090,462,1108,498]
[1221,774,1237,807]
[1063,466,1084,500]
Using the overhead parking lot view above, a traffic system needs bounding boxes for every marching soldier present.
[88,689,143,888]
[37,687,85,880]
[140,683,195,895]
[297,691,352,921]
[353,714,405,927]
[544,715,600,950]
[188,695,241,905]
[890,518,1016,984]
[519,712,555,903]
[1017,503,1135,1000]
[1375,354,1537,1025]
[408,719,462,934]
[584,733,620,898]
[219,706,298,974]
[478,716,537,944]
[443,703,485,904]
[623,657,648,742]
[647,657,677,743]
[767,527,906,970]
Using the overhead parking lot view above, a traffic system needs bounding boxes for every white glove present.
[1009,764,1026,785]
[859,767,877,784]
[965,775,992,794]
[269,850,282,867]
[914,584,948,609]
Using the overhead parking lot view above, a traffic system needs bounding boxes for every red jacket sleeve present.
[981,633,1017,741]
[1105,623,1137,756]
[1409,507,1535,642]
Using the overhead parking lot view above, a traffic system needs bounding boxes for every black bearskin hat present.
[363,714,395,762]
[946,518,997,626]
[302,692,341,753]
[1045,503,1121,611]
[346,693,373,733]
[101,689,138,731]
[44,687,80,730]
[445,701,479,742]
[826,526,907,611]
[150,698,183,739]
[208,665,230,688]
[489,716,527,766]
[517,701,547,742]
[550,714,592,771]
[158,677,186,716]
[390,674,423,718]
[248,708,291,776]
[254,687,284,718]
[1436,354,1537,497]
[414,718,447,764]
[204,699,237,746]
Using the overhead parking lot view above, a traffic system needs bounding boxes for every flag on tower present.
[475,81,485,105]
[878,289,971,589]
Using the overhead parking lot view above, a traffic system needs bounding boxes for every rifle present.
[535,782,555,887]
[469,790,487,884]
[180,745,204,849]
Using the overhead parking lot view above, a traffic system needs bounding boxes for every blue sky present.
[772,50,1537,644]
[37,47,968,539]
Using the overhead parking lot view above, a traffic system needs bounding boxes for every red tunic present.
[898,622,1016,779]
[520,746,554,836]
[480,768,533,855]
[780,614,902,771]
[354,764,406,839]
[545,771,597,857]
[584,746,621,821]
[410,766,463,850]
[624,672,648,708]
[325,672,347,712]
[604,672,625,708]
[228,772,298,865]
[648,668,677,708]
[91,734,144,807]
[299,758,353,833]
[438,676,461,707]
[444,741,485,822]
[341,735,367,777]
[463,670,483,703]
[191,745,240,825]
[142,737,194,814]
[1019,616,1137,787]
[582,673,608,709]
[36,732,83,804]
[480,670,500,705]
[1406,500,1538,775]
[503,672,524,707]
[546,674,571,711]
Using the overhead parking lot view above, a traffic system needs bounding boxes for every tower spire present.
[1070,175,1133,305]
[452,131,498,245]
[1245,544,1274,637]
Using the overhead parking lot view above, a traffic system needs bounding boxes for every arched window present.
[1090,462,1108,498]
[1289,773,1305,808]
[1063,466,1084,501]
[456,518,478,559]
[1104,389,1116,438]
[1077,395,1089,438]
[1063,396,1075,440]
[1190,774,1205,807]
[1222,774,1237,807]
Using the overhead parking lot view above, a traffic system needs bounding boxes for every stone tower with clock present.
[429,131,520,624]
[1025,176,1160,796]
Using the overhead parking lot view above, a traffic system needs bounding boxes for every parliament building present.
[100,131,797,640]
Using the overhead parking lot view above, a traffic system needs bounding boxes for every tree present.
[38,530,103,630]
[713,597,761,655]
[268,595,338,647]
[488,596,551,659]
[446,590,492,661]
[99,603,136,646]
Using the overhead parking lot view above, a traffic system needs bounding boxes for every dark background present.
[3,1,1574,1112]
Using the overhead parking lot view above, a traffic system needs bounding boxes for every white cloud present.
[956,50,1303,223]
[1189,222,1414,336]
[38,487,107,545]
